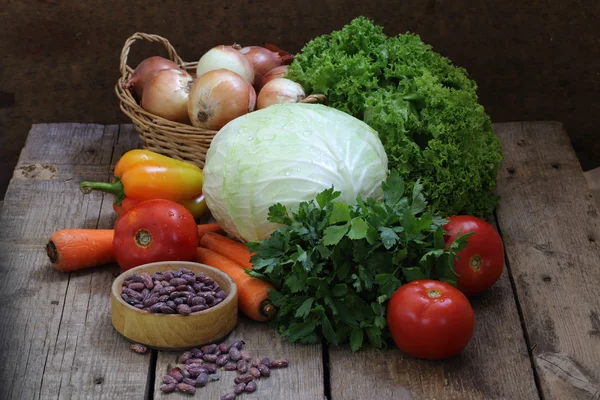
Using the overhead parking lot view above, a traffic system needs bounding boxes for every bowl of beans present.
[111,261,238,350]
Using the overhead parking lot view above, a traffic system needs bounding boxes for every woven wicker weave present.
[115,32,326,168]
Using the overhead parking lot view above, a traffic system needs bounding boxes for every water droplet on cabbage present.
[285,169,292,176]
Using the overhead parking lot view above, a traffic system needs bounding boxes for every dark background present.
[1,0,599,200]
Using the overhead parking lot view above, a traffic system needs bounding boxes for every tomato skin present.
[444,216,504,296]
[387,280,475,360]
[113,199,199,271]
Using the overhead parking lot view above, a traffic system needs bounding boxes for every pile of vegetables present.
[46,16,509,361]
[125,43,304,129]
[286,16,503,217]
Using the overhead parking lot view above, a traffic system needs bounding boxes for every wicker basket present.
[115,32,326,168]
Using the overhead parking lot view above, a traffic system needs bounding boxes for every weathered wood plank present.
[495,121,600,400]
[0,124,147,399]
[38,125,151,399]
[328,223,539,400]
[154,317,325,399]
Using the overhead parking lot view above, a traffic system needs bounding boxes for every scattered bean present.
[162,375,178,385]
[176,382,196,394]
[223,363,238,371]
[202,343,218,354]
[160,383,177,393]
[179,351,193,363]
[185,358,204,365]
[249,367,261,378]
[245,381,257,393]
[260,357,271,368]
[216,354,229,367]
[229,347,241,361]
[234,382,246,394]
[240,350,251,361]
[190,348,203,358]
[257,364,271,377]
[182,377,196,386]
[218,343,229,353]
[270,359,289,368]
[196,372,209,387]
[221,393,236,400]
[230,340,245,350]
[169,368,184,382]
[203,353,218,363]
[203,364,218,374]
[130,343,148,354]
[234,374,255,384]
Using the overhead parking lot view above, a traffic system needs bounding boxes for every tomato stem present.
[135,229,153,248]
[470,254,482,271]
[427,289,441,299]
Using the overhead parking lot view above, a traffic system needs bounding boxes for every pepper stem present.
[79,178,126,205]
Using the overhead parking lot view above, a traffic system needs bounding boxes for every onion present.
[124,56,180,98]
[256,78,305,110]
[196,45,255,85]
[240,46,294,90]
[188,69,257,130]
[141,68,193,123]
[260,65,289,91]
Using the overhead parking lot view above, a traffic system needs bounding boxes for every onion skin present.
[141,68,193,123]
[240,46,293,90]
[188,69,257,130]
[259,65,289,91]
[124,56,180,98]
[256,78,305,110]
[196,45,255,85]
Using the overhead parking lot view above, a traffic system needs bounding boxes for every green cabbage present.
[286,17,503,217]
[202,103,389,242]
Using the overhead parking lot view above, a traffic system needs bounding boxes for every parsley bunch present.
[246,171,470,351]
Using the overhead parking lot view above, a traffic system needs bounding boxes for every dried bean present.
[129,274,143,283]
[123,288,144,301]
[234,382,247,394]
[257,364,271,377]
[130,343,147,354]
[158,295,170,302]
[270,359,289,368]
[200,285,214,292]
[169,291,183,299]
[163,271,174,281]
[128,282,145,291]
[223,363,238,371]
[199,293,215,304]
[216,290,227,299]
[185,358,204,365]
[218,343,229,353]
[140,288,149,297]
[182,377,196,386]
[166,300,177,310]
[216,354,229,367]
[249,367,261,378]
[176,382,196,394]
[245,381,257,393]
[148,302,166,313]
[162,374,178,384]
[230,340,245,350]
[240,350,251,361]
[189,296,206,306]
[179,267,193,275]
[221,393,236,400]
[143,296,160,308]
[160,286,176,296]
[203,353,218,363]
[177,304,192,315]
[208,373,221,381]
[160,305,175,314]
[161,280,170,287]
[133,303,145,309]
[214,348,222,356]
[182,274,196,284]
[191,348,203,358]
[169,277,187,286]
[260,357,271,368]
[169,368,184,382]
[181,369,191,379]
[229,347,241,361]
[203,364,217,374]
[196,372,209,387]
[151,272,164,280]
[234,374,254,384]
[193,282,204,292]
[176,284,190,292]
[140,273,154,289]
[179,351,193,363]
[160,383,177,393]
[250,359,261,368]
[186,366,206,378]
[174,297,185,306]
[236,360,248,373]
[202,343,217,354]
[190,304,208,313]
[213,297,223,306]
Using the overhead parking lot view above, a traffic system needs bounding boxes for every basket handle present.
[119,32,185,77]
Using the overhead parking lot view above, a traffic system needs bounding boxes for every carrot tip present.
[261,301,277,320]
[46,241,59,264]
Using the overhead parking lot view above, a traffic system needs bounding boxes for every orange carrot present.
[199,232,254,270]
[196,223,225,243]
[46,229,115,271]
[195,247,276,321]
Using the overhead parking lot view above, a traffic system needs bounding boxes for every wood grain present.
[0,124,150,399]
[328,221,539,400]
[153,317,325,399]
[494,122,600,400]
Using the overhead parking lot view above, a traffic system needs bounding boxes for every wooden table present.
[0,122,599,400]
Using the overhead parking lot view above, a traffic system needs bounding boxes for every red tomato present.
[444,216,504,296]
[113,199,199,271]
[387,280,475,360]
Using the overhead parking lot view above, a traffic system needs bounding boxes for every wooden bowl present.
[111,261,238,350]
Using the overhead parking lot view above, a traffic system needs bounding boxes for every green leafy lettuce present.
[286,16,503,217]
[246,171,471,351]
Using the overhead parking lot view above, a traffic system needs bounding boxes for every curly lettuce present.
[286,16,503,217]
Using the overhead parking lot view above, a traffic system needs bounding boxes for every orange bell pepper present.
[80,149,207,218]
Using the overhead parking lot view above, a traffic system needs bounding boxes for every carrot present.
[196,223,225,242]
[195,247,276,322]
[199,232,254,270]
[46,229,115,271]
